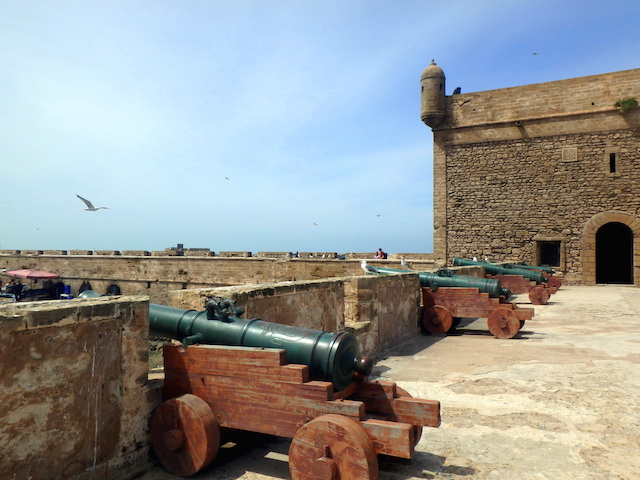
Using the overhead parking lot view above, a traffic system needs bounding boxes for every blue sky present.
[1,1,639,254]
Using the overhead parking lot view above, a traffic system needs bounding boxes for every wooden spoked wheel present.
[528,286,550,305]
[487,308,521,339]
[394,386,423,447]
[422,305,453,334]
[289,414,378,480]
[151,394,220,477]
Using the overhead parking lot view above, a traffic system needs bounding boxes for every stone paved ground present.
[140,285,640,480]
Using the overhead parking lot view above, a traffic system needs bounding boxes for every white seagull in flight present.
[77,194,109,211]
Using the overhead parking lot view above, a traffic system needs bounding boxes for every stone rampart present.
[165,273,421,358]
[442,68,640,133]
[0,253,437,304]
[0,296,155,480]
[344,272,421,355]
[166,278,345,333]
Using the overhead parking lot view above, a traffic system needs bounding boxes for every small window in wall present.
[604,147,621,175]
[537,241,561,267]
[609,153,617,173]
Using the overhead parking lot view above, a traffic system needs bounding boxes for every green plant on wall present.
[614,97,638,113]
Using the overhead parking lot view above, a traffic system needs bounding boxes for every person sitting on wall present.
[374,248,387,259]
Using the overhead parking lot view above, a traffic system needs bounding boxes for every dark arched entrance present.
[596,222,634,284]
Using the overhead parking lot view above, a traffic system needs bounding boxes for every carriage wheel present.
[394,386,423,446]
[422,305,453,334]
[546,276,562,289]
[487,308,521,339]
[528,286,550,305]
[289,414,378,480]
[151,394,220,477]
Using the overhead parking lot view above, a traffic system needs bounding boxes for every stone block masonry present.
[0,253,436,304]
[0,296,156,480]
[430,67,640,284]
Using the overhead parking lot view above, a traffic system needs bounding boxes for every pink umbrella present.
[4,269,60,279]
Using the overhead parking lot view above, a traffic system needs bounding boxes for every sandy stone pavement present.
[140,285,640,480]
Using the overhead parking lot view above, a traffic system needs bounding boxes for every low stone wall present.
[166,273,422,358]
[345,273,421,355]
[167,278,345,333]
[0,253,438,304]
[0,296,156,480]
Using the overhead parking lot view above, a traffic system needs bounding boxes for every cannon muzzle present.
[363,264,511,298]
[452,258,548,284]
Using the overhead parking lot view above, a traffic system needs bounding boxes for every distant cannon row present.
[364,258,562,340]
[452,258,562,304]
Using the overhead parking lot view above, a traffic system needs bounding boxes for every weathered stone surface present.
[167,278,345,333]
[0,296,154,480]
[0,255,437,304]
[431,68,640,285]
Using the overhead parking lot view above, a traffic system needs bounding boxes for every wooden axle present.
[421,287,534,339]
[152,344,440,478]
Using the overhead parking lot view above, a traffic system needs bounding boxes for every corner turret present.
[420,59,446,128]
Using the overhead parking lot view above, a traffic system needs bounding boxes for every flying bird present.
[77,195,109,211]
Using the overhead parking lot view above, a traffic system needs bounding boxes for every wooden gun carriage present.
[421,286,534,339]
[148,298,440,478]
[152,344,440,478]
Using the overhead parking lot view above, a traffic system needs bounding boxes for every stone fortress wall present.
[427,67,640,285]
[0,250,436,303]
[0,295,156,480]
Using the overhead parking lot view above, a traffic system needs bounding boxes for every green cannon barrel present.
[149,300,373,392]
[79,290,372,391]
[509,262,556,274]
[452,258,548,284]
[364,265,511,298]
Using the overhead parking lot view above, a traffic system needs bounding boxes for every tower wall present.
[428,67,640,284]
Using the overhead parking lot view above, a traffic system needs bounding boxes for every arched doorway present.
[596,222,633,284]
